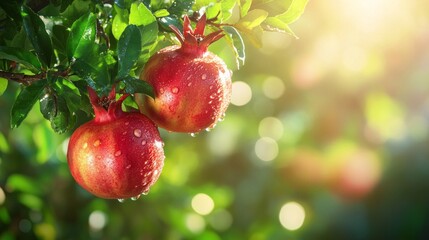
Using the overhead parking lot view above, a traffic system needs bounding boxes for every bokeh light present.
[191,193,215,215]
[88,211,107,231]
[0,187,5,205]
[262,76,285,99]
[231,81,252,106]
[258,117,284,140]
[255,137,279,161]
[185,213,206,233]
[279,201,306,231]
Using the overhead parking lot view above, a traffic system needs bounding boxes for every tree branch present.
[0,71,45,85]
[0,69,70,85]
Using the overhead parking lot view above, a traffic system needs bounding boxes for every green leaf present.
[117,25,141,79]
[240,0,252,17]
[0,46,42,72]
[153,9,170,18]
[275,0,308,24]
[11,79,47,128]
[237,9,268,30]
[263,0,308,36]
[263,16,296,36]
[6,174,42,195]
[129,2,156,26]
[139,22,159,63]
[50,96,71,134]
[220,0,237,22]
[0,1,22,22]
[123,76,154,98]
[71,49,111,95]
[158,16,182,32]
[53,78,82,113]
[0,78,8,96]
[21,6,54,67]
[168,0,195,17]
[223,26,245,68]
[112,6,129,40]
[67,13,97,60]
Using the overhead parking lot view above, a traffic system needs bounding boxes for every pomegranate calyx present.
[88,86,128,123]
[169,14,224,56]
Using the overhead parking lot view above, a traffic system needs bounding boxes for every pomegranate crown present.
[169,14,224,55]
[88,86,129,123]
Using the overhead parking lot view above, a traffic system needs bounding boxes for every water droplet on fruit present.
[202,74,207,80]
[187,82,192,87]
[125,121,129,126]
[209,94,216,99]
[114,150,122,157]
[131,195,141,201]
[209,85,214,89]
[126,164,131,169]
[205,127,212,132]
[172,87,179,94]
[142,190,150,195]
[190,132,198,137]
[94,140,101,147]
[153,170,159,176]
[122,131,127,135]
[83,142,88,149]
[97,155,102,159]
[208,100,213,104]
[141,140,147,146]
[134,129,142,137]
[118,198,125,203]
[160,88,165,94]
[169,106,175,112]
[218,113,226,122]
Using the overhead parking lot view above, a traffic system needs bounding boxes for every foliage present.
[0,0,307,134]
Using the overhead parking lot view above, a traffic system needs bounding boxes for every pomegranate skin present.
[67,111,164,199]
[137,45,231,133]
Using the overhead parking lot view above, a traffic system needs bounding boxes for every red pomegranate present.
[67,87,164,200]
[136,14,232,133]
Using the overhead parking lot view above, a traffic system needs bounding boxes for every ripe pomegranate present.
[135,14,232,133]
[67,87,165,200]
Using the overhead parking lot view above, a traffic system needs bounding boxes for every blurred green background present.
[2,0,429,239]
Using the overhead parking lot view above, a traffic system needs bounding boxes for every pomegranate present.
[67,87,164,200]
[136,14,232,133]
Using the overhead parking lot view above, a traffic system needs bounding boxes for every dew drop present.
[190,132,198,137]
[187,82,192,87]
[210,94,216,99]
[141,140,147,146]
[205,127,212,132]
[126,164,131,169]
[134,129,142,138]
[142,190,150,195]
[93,140,101,147]
[202,74,207,80]
[160,88,165,94]
[97,155,102,159]
[122,131,127,135]
[114,150,122,157]
[125,121,129,126]
[153,170,159,176]
[169,106,175,112]
[118,198,125,203]
[83,142,88,149]
[209,85,214,90]
[208,100,213,104]
[218,113,226,122]
[172,87,179,94]
[131,194,141,201]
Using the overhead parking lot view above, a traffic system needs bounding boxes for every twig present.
[0,69,70,85]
